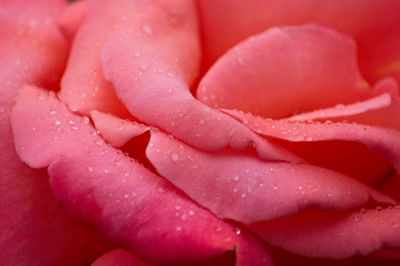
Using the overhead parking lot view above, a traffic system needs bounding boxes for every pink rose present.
[2,0,400,265]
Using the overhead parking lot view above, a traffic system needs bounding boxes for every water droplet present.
[176,226,182,231]
[175,205,181,210]
[71,126,79,130]
[188,210,194,216]
[306,137,313,141]
[234,227,241,235]
[134,52,141,57]
[233,188,238,193]
[376,206,383,211]
[171,152,179,161]
[55,120,61,125]
[273,185,279,190]
[88,166,93,172]
[181,214,188,221]
[139,63,149,71]
[241,192,247,198]
[216,227,222,232]
[233,174,240,181]
[141,25,152,35]
[124,194,129,199]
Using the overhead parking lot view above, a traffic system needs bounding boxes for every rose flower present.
[1,0,400,265]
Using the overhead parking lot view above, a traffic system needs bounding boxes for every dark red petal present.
[92,249,150,266]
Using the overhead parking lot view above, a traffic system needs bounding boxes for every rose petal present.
[146,129,393,224]
[198,0,400,84]
[0,1,107,264]
[92,249,150,266]
[287,78,400,132]
[197,24,371,119]
[223,109,400,173]
[286,93,391,122]
[11,85,273,265]
[90,111,150,148]
[250,206,400,258]
[100,0,301,163]
[59,0,146,118]
[58,0,90,42]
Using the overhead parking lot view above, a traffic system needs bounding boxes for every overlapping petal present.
[0,1,107,264]
[11,85,273,265]
[100,0,301,163]
[198,0,400,84]
[198,24,371,118]
[251,207,400,259]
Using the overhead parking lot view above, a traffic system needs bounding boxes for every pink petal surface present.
[146,129,393,224]
[250,207,400,259]
[0,1,107,264]
[287,77,400,131]
[11,85,273,265]
[91,111,150,148]
[286,93,391,122]
[58,0,90,42]
[224,109,400,173]
[197,24,371,119]
[92,249,150,266]
[59,0,145,118]
[100,0,300,163]
[198,0,400,84]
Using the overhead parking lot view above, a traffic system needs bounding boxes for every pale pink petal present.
[146,129,393,224]
[250,207,400,258]
[286,93,391,122]
[0,1,107,264]
[58,0,91,42]
[92,249,150,266]
[90,111,150,148]
[59,0,149,117]
[224,109,400,173]
[198,0,400,84]
[197,24,371,119]
[100,0,300,163]
[11,85,273,265]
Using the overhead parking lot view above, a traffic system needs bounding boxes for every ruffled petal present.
[91,111,150,148]
[59,0,145,117]
[0,1,107,265]
[146,129,392,224]
[11,85,273,265]
[251,207,400,259]
[58,0,90,42]
[92,249,150,266]
[100,0,300,163]
[197,24,370,119]
[224,109,400,174]
[198,0,400,84]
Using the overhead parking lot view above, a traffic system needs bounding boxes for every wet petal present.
[91,111,150,148]
[0,1,107,264]
[198,24,370,119]
[224,109,400,173]
[251,207,400,258]
[59,0,146,117]
[100,0,300,163]
[198,0,400,84]
[146,130,393,224]
[92,249,150,266]
[58,0,90,42]
[11,85,273,265]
